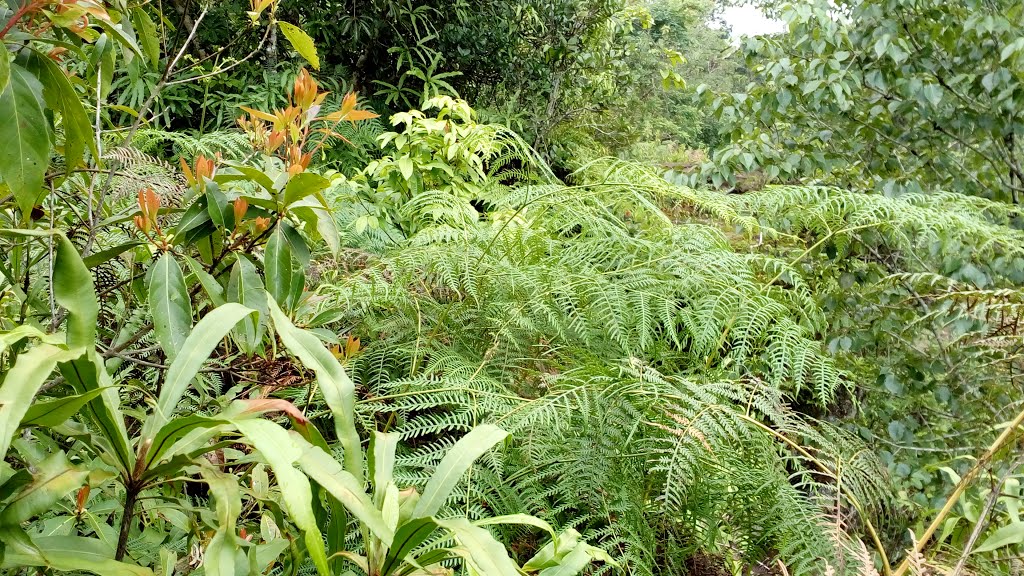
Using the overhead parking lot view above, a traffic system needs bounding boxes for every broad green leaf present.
[267,297,362,480]
[265,226,304,312]
[20,387,108,428]
[59,350,133,474]
[232,419,330,576]
[0,452,87,525]
[145,414,231,469]
[278,22,320,70]
[413,425,508,518]
[281,220,311,266]
[975,521,1024,553]
[205,182,234,230]
[290,202,340,257]
[0,532,154,576]
[398,156,414,180]
[175,196,215,246]
[140,303,256,445]
[0,64,51,214]
[25,50,94,171]
[533,544,593,576]
[228,256,268,353]
[283,172,330,208]
[148,253,193,361]
[0,344,83,457]
[435,517,519,576]
[522,529,581,571]
[218,162,276,192]
[82,242,143,269]
[294,435,394,546]
[53,233,99,348]
[522,528,614,574]
[132,7,160,67]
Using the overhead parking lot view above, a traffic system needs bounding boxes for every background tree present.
[701,0,1024,200]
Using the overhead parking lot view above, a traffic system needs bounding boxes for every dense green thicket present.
[1,1,1024,575]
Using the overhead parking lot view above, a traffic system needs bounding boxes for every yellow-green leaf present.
[277,22,320,70]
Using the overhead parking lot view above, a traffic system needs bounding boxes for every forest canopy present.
[1,1,1023,575]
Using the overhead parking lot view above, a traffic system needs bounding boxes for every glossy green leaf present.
[283,172,330,208]
[265,226,304,312]
[175,196,215,246]
[148,253,192,361]
[381,517,437,576]
[267,297,362,480]
[413,425,508,518]
[145,414,231,470]
[218,162,276,192]
[0,64,51,214]
[185,256,226,307]
[280,220,311,266]
[205,182,234,230]
[58,350,133,474]
[278,21,320,70]
[0,344,83,457]
[82,242,142,269]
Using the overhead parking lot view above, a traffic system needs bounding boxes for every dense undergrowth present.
[3,1,1024,575]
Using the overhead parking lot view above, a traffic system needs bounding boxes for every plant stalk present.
[115,482,140,561]
[892,404,1024,576]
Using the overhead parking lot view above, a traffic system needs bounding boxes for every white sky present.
[718,5,786,39]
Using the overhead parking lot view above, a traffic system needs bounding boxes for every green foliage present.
[701,0,1024,199]
[3,2,1024,575]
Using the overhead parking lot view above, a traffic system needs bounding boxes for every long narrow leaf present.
[59,350,133,475]
[413,425,508,518]
[267,297,363,480]
[140,304,255,445]
[0,344,83,457]
[232,418,330,576]
[434,518,519,576]
[294,435,394,546]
